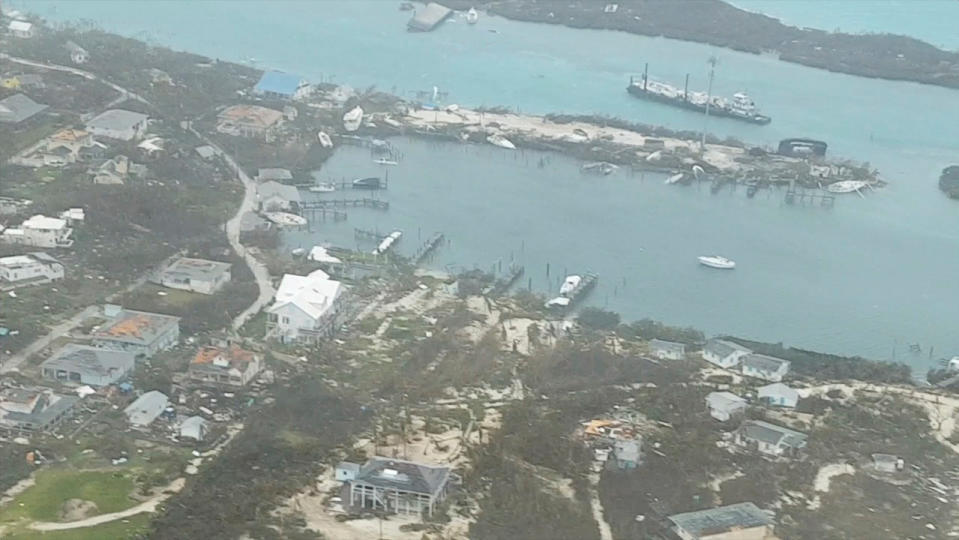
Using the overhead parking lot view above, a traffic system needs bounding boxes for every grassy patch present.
[2,512,151,540]
[0,468,135,524]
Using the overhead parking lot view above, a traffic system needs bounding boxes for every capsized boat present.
[698,255,736,269]
[352,177,381,189]
[466,7,479,24]
[487,133,516,150]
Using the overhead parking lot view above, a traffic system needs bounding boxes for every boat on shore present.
[352,177,382,189]
[466,7,479,24]
[545,272,598,310]
[264,212,307,228]
[698,255,736,269]
[627,68,771,126]
[826,180,870,194]
[309,182,336,193]
[487,133,516,150]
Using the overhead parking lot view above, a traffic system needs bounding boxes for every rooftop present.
[190,344,257,372]
[743,353,790,373]
[0,252,59,269]
[254,71,305,97]
[0,93,47,124]
[256,168,293,181]
[160,257,231,282]
[21,214,67,231]
[65,40,87,54]
[94,309,180,346]
[41,344,136,378]
[268,269,342,320]
[706,391,746,410]
[649,338,686,354]
[739,420,808,449]
[49,128,90,144]
[124,390,168,426]
[354,457,450,496]
[705,338,752,358]
[758,382,799,400]
[218,104,283,128]
[669,502,772,538]
[8,20,32,32]
[86,109,149,132]
[257,181,301,204]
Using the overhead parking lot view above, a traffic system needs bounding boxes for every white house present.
[266,269,345,344]
[8,20,34,39]
[154,257,231,295]
[124,390,169,427]
[735,420,807,458]
[702,338,752,369]
[65,41,89,64]
[85,109,149,141]
[178,416,209,441]
[0,252,64,288]
[1,215,73,248]
[758,383,799,408]
[186,343,262,387]
[705,391,747,422]
[649,339,686,360]
[741,353,790,382]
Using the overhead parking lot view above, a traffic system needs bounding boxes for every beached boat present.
[826,180,869,194]
[343,106,363,132]
[627,69,771,126]
[698,255,736,269]
[487,133,516,150]
[373,158,398,166]
[264,212,307,227]
[372,231,402,255]
[466,7,479,24]
[317,131,333,148]
[309,182,336,193]
[352,177,382,189]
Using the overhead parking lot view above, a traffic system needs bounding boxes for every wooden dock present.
[296,207,347,222]
[486,265,525,297]
[784,180,835,207]
[413,233,445,264]
[298,199,389,211]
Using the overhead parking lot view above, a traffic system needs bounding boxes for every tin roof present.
[743,353,790,373]
[705,338,752,358]
[0,93,47,124]
[649,339,686,354]
[94,309,180,346]
[669,502,772,538]
[41,344,136,382]
[354,457,450,496]
[739,420,807,449]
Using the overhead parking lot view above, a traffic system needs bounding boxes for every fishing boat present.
[826,180,869,194]
[317,131,333,148]
[466,7,479,24]
[373,158,399,166]
[698,256,736,269]
[352,177,381,189]
[309,182,336,193]
[487,133,516,150]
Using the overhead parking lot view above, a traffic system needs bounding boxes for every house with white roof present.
[0,252,63,289]
[8,20,34,39]
[266,269,345,344]
[85,109,149,141]
[1,215,73,248]
[649,339,686,360]
[741,353,791,382]
[124,390,169,427]
[705,391,747,422]
[702,338,752,369]
[153,257,231,295]
[735,419,807,458]
[758,383,799,408]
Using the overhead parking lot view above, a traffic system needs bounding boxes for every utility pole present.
[701,56,718,153]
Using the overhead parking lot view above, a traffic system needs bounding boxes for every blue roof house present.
[254,71,309,100]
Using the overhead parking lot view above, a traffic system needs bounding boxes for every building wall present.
[703,349,748,369]
[93,324,178,358]
[743,365,784,382]
[160,269,230,295]
[655,348,685,361]
[0,260,63,283]
[269,299,341,344]
[691,525,771,540]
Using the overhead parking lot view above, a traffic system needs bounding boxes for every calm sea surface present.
[21,1,959,372]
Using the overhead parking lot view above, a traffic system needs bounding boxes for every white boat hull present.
[698,256,736,269]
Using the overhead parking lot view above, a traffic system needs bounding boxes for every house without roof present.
[266,269,345,344]
[41,344,136,387]
[742,354,790,382]
[0,93,47,124]
[153,257,232,295]
[649,338,686,360]
[735,419,808,458]
[705,391,747,422]
[0,387,78,435]
[702,338,752,369]
[668,502,773,540]
[342,457,451,516]
[216,104,283,141]
[253,71,309,100]
[124,390,169,427]
[0,252,63,289]
[92,309,180,358]
[186,343,262,388]
[85,109,149,141]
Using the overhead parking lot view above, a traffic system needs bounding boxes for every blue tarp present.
[254,71,303,97]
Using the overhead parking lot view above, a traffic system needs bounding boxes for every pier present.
[784,180,835,207]
[412,233,445,264]
[486,264,525,297]
[294,207,347,222]
[408,2,452,32]
[298,199,389,211]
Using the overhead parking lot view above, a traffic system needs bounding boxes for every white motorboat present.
[373,158,398,166]
[826,180,869,194]
[317,131,334,148]
[698,255,736,269]
[264,212,307,227]
[343,106,363,132]
[559,275,582,295]
[665,172,685,185]
[372,231,403,255]
[466,7,479,24]
[309,182,336,193]
[487,133,516,150]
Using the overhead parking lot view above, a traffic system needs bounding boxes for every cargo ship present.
[626,65,771,126]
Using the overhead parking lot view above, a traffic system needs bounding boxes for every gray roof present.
[354,457,450,496]
[872,453,898,464]
[739,420,807,450]
[257,181,301,204]
[256,168,292,181]
[158,257,230,283]
[706,391,746,412]
[195,145,216,159]
[614,440,640,462]
[337,461,361,473]
[179,415,207,434]
[124,390,168,426]
[758,383,799,401]
[93,309,180,347]
[669,502,772,537]
[0,93,47,123]
[41,344,136,379]
[86,109,148,132]
[705,338,752,358]
[649,339,685,354]
[743,353,790,373]
[0,389,78,429]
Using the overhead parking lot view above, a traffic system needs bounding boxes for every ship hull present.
[627,85,771,125]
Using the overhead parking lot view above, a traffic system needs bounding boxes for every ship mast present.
[701,56,718,153]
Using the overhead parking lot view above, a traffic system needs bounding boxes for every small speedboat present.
[698,255,736,269]
[826,180,869,194]
[373,158,398,166]
[309,182,336,193]
[466,7,479,24]
[665,172,685,185]
[487,133,516,150]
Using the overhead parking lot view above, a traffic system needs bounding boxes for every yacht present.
[698,255,736,269]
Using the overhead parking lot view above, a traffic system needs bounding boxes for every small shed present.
[179,415,209,441]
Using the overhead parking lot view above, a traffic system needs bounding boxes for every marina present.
[545,273,599,311]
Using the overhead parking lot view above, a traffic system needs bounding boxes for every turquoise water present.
[732,0,959,51]
[21,1,959,371]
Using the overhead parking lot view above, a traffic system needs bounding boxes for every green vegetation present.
[2,513,151,540]
[576,307,620,331]
[619,318,704,345]
[0,469,135,524]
